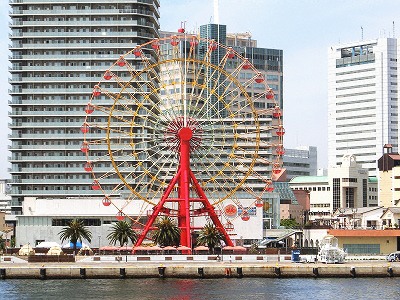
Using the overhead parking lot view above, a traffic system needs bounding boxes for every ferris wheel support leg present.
[178,134,194,250]
[134,169,182,247]
[189,170,234,247]
[178,168,192,249]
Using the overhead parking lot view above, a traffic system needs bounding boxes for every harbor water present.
[1,277,399,300]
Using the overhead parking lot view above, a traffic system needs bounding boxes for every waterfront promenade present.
[0,254,398,279]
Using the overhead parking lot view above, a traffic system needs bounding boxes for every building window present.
[52,218,101,226]
[342,178,357,183]
[363,179,367,207]
[345,187,355,208]
[343,244,380,254]
[333,178,340,211]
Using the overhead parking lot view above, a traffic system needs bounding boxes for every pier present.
[0,255,398,279]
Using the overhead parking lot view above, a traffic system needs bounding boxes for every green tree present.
[196,223,225,253]
[152,216,180,247]
[58,219,92,254]
[107,220,137,247]
[280,218,300,229]
[0,236,5,253]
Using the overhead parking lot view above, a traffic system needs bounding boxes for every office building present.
[8,0,160,215]
[283,146,317,180]
[290,154,378,222]
[328,38,399,176]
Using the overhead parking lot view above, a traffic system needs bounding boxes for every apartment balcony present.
[10,20,158,29]
[9,88,100,95]
[9,65,118,72]
[9,76,139,84]
[14,42,145,50]
[10,8,158,19]
[10,30,155,38]
[10,0,157,4]
[10,189,110,196]
[10,166,114,173]
[9,154,88,160]
[9,99,90,105]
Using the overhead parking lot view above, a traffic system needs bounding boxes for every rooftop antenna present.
[393,21,396,38]
[214,0,220,24]
[361,26,363,41]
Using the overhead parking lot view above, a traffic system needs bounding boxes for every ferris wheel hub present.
[178,127,193,141]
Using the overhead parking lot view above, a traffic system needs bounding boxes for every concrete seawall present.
[1,262,399,279]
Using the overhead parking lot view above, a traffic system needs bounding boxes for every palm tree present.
[107,220,137,247]
[0,236,5,253]
[152,216,180,247]
[58,219,92,254]
[196,223,225,253]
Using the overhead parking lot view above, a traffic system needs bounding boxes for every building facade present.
[283,146,317,180]
[8,0,160,215]
[377,148,400,207]
[0,180,11,215]
[328,38,399,176]
[290,154,378,222]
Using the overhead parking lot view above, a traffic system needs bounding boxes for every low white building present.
[0,180,11,215]
[290,154,378,222]
[15,196,270,247]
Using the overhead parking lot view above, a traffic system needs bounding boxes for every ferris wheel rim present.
[83,33,284,220]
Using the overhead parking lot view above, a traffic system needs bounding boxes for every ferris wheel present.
[82,31,284,248]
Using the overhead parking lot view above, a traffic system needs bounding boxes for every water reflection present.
[0,277,399,300]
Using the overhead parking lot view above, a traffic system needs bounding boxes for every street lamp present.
[352,208,357,229]
[125,242,128,262]
[98,235,101,254]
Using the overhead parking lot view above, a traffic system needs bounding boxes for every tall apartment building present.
[283,146,318,180]
[225,31,283,230]
[8,0,160,215]
[328,38,399,176]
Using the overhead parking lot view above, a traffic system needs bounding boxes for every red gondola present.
[102,197,111,206]
[255,73,264,83]
[84,162,92,172]
[84,103,94,114]
[80,123,89,133]
[117,56,126,67]
[276,126,285,136]
[103,70,112,80]
[92,85,101,97]
[80,142,89,153]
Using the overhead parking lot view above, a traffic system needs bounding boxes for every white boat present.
[317,235,346,264]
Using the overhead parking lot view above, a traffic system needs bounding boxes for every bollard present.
[387,267,394,277]
[274,267,281,277]
[158,266,166,278]
[39,268,46,280]
[80,268,86,279]
[224,267,232,278]
[237,267,243,278]
[198,267,204,278]
[0,269,5,280]
[120,268,126,279]
[313,267,319,278]
[350,267,356,278]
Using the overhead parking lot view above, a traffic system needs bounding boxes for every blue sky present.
[1,0,400,178]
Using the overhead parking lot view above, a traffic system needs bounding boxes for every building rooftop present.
[328,229,400,237]
[273,182,298,204]
[290,176,328,184]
